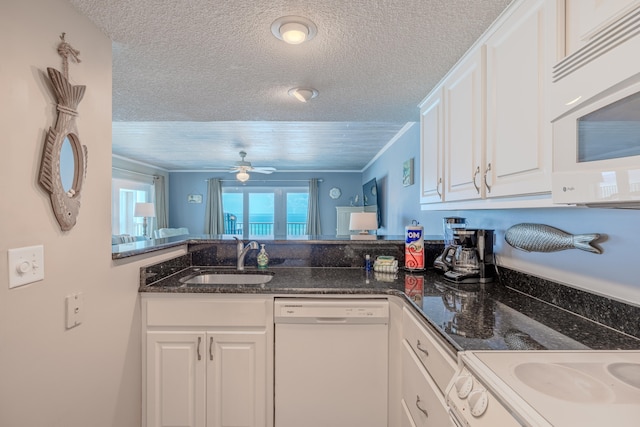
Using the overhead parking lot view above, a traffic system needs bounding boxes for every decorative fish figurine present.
[505,223,602,254]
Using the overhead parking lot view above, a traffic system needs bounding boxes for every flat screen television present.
[362,178,381,228]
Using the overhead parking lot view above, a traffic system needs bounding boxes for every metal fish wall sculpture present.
[505,223,602,254]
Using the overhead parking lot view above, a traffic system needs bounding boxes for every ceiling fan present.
[229,151,276,182]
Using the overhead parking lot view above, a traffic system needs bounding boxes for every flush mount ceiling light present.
[288,87,318,103]
[271,16,317,45]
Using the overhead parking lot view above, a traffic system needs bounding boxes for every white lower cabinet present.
[401,342,452,427]
[401,398,418,427]
[146,332,206,427]
[401,307,457,427]
[142,294,460,427]
[142,296,272,427]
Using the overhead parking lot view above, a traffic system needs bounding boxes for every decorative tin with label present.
[405,224,424,270]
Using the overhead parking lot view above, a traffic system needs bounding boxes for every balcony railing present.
[224,221,307,236]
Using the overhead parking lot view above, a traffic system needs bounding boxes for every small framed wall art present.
[402,158,414,186]
[187,194,202,203]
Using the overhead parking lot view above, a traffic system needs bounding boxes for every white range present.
[447,350,640,427]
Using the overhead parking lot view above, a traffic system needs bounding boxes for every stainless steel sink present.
[179,271,274,286]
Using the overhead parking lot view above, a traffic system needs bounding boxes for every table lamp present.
[134,202,156,238]
[349,212,378,235]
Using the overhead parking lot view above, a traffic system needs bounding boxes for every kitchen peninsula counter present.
[139,265,640,353]
[113,234,409,259]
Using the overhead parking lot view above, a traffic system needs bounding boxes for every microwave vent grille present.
[553,5,640,82]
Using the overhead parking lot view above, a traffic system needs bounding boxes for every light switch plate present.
[66,293,83,329]
[8,245,45,288]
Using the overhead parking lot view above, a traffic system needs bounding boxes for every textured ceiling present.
[69,0,513,171]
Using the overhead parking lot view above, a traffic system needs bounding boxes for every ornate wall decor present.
[39,33,87,231]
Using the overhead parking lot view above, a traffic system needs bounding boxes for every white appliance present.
[446,350,640,427]
[274,298,389,427]
[551,4,640,207]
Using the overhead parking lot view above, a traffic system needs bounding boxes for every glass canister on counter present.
[434,216,466,272]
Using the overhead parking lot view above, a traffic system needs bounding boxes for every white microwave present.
[552,7,640,208]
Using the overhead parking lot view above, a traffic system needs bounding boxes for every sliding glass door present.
[222,186,308,237]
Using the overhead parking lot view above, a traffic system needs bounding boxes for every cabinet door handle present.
[436,177,442,198]
[197,336,202,361]
[472,166,480,194]
[416,395,429,417]
[416,339,429,356]
[209,337,214,361]
[484,163,492,193]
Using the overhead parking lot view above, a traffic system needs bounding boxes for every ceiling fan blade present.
[253,167,276,172]
[252,169,274,174]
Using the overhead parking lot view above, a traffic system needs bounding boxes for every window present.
[222,186,308,237]
[112,174,154,236]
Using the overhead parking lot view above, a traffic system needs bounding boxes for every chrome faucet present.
[234,237,259,271]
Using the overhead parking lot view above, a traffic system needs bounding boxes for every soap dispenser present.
[257,244,269,269]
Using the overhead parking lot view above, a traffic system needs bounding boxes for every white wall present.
[0,1,185,426]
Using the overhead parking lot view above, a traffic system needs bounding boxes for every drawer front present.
[144,296,269,327]
[401,398,418,427]
[403,307,456,394]
[402,341,452,427]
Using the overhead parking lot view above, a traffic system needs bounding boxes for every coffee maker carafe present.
[434,217,466,272]
[442,229,494,283]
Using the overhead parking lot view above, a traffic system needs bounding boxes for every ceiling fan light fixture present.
[289,87,318,103]
[236,170,250,182]
[271,16,317,45]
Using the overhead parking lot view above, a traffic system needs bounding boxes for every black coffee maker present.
[441,229,495,283]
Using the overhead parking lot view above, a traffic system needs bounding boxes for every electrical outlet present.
[66,293,84,329]
[8,245,45,288]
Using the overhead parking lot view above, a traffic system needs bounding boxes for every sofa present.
[154,227,189,238]
[111,234,147,245]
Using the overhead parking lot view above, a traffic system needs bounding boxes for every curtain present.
[306,178,322,235]
[204,178,225,234]
[153,175,168,233]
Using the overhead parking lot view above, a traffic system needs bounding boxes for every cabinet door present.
[206,331,268,427]
[147,332,206,427]
[484,0,556,198]
[419,88,444,203]
[443,49,485,202]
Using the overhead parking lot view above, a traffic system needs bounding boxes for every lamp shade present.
[236,171,250,182]
[134,202,155,218]
[349,212,378,234]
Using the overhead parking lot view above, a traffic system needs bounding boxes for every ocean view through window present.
[222,187,308,236]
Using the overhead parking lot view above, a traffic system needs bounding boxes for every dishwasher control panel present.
[274,298,389,324]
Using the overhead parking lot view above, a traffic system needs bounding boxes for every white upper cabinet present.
[419,50,484,205]
[419,88,444,203]
[484,0,557,198]
[443,49,485,202]
[565,0,640,55]
[419,0,560,209]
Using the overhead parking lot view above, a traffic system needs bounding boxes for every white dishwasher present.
[274,298,389,427]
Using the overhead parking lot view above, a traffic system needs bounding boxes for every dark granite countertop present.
[139,265,640,353]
